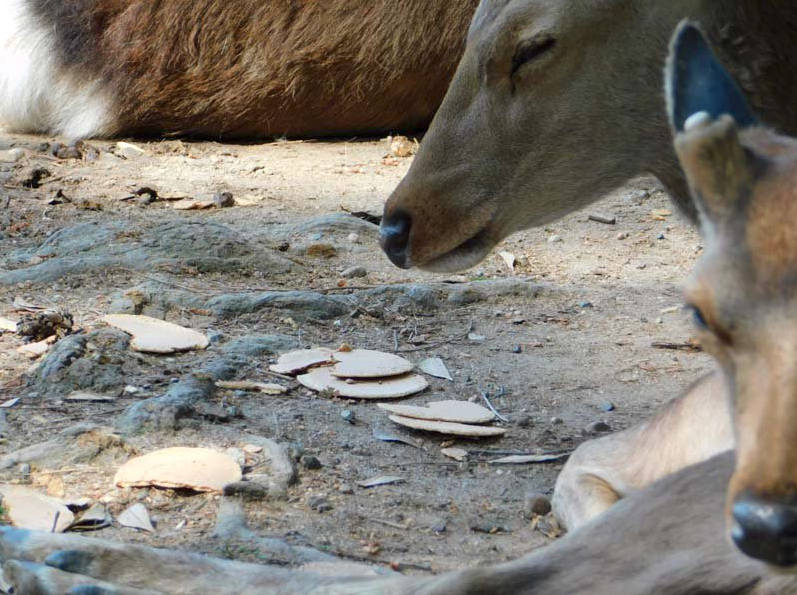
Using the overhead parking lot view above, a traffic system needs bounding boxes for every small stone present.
[243,444,262,454]
[308,495,333,513]
[616,231,629,240]
[657,233,666,240]
[340,409,355,424]
[0,148,25,162]
[17,463,31,475]
[512,345,522,354]
[212,191,234,208]
[123,386,140,395]
[515,415,532,428]
[587,421,611,434]
[550,417,564,425]
[600,402,616,412]
[116,142,145,160]
[341,266,367,279]
[468,333,486,343]
[547,235,563,243]
[347,233,360,243]
[390,136,415,158]
[578,301,593,309]
[524,493,552,518]
[208,331,224,344]
[430,519,447,534]
[302,455,323,470]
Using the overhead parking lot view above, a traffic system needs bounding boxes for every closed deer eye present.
[511,37,556,77]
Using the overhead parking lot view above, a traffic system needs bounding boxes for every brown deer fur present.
[4,0,479,138]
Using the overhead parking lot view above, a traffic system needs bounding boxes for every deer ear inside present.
[666,21,757,133]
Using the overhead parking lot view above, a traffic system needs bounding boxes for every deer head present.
[670,22,797,568]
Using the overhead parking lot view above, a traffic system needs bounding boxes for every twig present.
[367,517,409,530]
[480,390,509,423]
[118,269,214,294]
[261,369,295,382]
[651,341,702,352]
[588,214,617,225]
[51,511,61,533]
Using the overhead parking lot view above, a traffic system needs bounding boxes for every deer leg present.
[552,370,735,530]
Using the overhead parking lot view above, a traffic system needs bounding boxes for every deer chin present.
[415,226,499,272]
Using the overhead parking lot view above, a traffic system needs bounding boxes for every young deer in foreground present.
[555,22,797,569]
[1,23,797,595]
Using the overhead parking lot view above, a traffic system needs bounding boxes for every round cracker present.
[388,415,506,437]
[377,400,495,424]
[103,314,209,354]
[269,348,335,375]
[297,367,427,399]
[331,349,414,379]
[114,447,242,493]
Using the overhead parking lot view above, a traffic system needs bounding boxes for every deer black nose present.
[732,496,797,566]
[380,210,412,269]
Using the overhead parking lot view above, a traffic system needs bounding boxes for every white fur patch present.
[684,111,712,131]
[0,0,116,138]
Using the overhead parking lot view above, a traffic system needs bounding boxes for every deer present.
[0,0,478,139]
[380,1,797,268]
[2,22,797,595]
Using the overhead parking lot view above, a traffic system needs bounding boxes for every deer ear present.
[666,21,756,133]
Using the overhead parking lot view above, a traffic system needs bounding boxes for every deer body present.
[0,0,478,139]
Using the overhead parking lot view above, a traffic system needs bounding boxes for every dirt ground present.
[0,132,712,575]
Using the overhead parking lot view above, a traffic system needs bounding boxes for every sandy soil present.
[0,132,712,574]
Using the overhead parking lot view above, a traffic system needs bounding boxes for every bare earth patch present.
[0,132,710,574]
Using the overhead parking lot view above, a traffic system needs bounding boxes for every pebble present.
[600,401,616,412]
[347,233,360,243]
[587,421,612,434]
[515,415,532,428]
[0,148,25,163]
[308,495,333,513]
[116,141,145,160]
[212,191,235,208]
[550,417,564,425]
[301,455,323,470]
[547,235,563,243]
[340,409,355,424]
[616,231,629,240]
[207,331,224,344]
[657,233,666,240]
[341,266,367,279]
[524,493,552,518]
[578,301,593,309]
[17,463,31,475]
[430,519,447,534]
[512,345,522,354]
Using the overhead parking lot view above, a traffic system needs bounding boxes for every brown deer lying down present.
[0,0,478,139]
[380,1,797,269]
[554,23,797,570]
[3,24,797,594]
